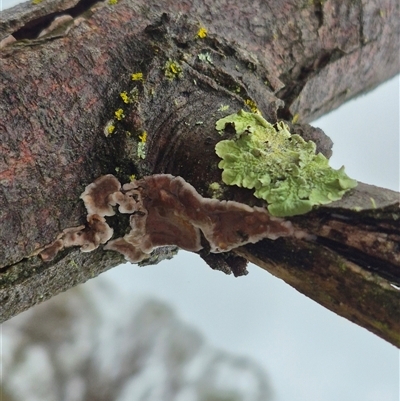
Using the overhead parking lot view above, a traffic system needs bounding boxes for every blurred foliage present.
[2,278,272,401]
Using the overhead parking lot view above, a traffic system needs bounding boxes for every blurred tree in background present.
[1,278,272,401]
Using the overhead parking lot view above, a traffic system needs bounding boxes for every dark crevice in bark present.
[11,0,100,40]
[276,48,346,120]
[312,213,400,238]
[357,0,365,45]
[313,0,324,28]
[316,236,400,285]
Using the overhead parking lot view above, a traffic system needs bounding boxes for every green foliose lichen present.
[215,110,357,217]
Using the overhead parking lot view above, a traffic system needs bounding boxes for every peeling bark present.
[0,0,399,346]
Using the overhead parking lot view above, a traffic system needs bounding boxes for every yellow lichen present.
[129,174,136,181]
[115,109,125,120]
[139,131,147,143]
[108,0,118,4]
[104,120,116,137]
[292,113,300,124]
[245,99,260,114]
[120,91,130,104]
[31,0,43,4]
[131,72,144,81]
[197,26,208,39]
[164,59,183,80]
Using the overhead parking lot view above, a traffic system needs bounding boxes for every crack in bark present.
[316,236,400,285]
[276,48,346,120]
[313,0,324,28]
[11,0,100,40]
[358,0,365,45]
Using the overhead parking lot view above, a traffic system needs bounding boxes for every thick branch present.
[0,0,399,345]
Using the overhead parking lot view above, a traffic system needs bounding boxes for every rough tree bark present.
[0,0,399,346]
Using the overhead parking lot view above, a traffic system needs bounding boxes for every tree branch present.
[0,0,399,345]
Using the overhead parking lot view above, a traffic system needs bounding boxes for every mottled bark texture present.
[0,0,399,345]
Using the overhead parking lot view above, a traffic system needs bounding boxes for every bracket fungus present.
[39,214,113,262]
[105,174,294,262]
[40,174,294,274]
[80,174,122,216]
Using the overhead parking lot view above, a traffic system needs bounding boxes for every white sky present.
[317,76,399,192]
[1,0,21,10]
[1,1,399,400]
